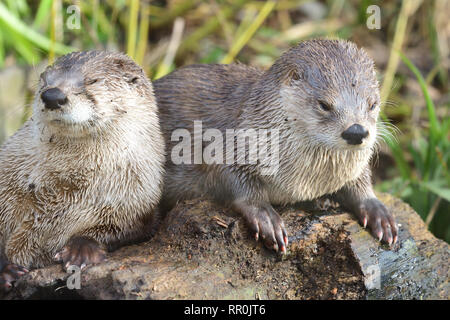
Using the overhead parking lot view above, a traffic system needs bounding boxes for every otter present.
[0,51,165,288]
[154,39,398,253]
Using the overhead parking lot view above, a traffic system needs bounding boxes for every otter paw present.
[54,237,106,270]
[0,264,29,289]
[243,205,288,253]
[358,198,398,246]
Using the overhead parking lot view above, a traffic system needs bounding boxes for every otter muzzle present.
[341,123,369,145]
[41,88,68,110]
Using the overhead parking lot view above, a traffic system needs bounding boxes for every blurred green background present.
[0,0,448,242]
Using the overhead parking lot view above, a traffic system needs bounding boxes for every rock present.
[2,194,449,300]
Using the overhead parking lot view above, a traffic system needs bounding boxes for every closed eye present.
[85,79,98,85]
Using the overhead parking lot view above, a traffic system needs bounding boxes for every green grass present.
[378,53,450,242]
[0,1,74,61]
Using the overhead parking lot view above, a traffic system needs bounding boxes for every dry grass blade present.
[221,0,276,64]
[154,17,185,80]
[380,0,423,104]
[126,0,139,59]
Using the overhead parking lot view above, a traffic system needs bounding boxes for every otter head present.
[34,51,153,138]
[274,39,380,151]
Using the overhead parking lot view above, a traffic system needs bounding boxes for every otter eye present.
[129,76,139,84]
[369,103,377,111]
[318,101,332,112]
[85,79,98,85]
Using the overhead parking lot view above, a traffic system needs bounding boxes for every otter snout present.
[41,88,68,110]
[341,124,369,145]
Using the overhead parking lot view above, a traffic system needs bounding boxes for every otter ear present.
[113,57,130,70]
[111,58,142,85]
[125,74,140,84]
[283,68,301,85]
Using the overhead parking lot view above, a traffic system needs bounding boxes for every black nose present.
[41,88,67,110]
[341,124,369,145]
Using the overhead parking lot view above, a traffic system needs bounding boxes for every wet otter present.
[0,51,165,288]
[154,39,398,253]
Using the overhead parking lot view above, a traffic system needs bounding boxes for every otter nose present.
[41,88,67,110]
[341,124,369,145]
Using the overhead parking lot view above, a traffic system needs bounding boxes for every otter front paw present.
[0,264,29,289]
[235,203,288,253]
[54,236,106,270]
[358,198,398,246]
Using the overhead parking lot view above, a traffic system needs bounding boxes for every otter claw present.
[378,231,383,242]
[0,264,29,289]
[234,201,288,253]
[284,236,289,247]
[387,237,393,246]
[56,236,106,270]
[359,198,398,246]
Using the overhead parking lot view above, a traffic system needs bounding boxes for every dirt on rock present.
[156,199,367,300]
[2,194,448,300]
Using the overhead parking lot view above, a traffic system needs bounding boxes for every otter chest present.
[267,147,370,205]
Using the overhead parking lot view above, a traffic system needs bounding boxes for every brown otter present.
[0,51,165,288]
[154,39,398,253]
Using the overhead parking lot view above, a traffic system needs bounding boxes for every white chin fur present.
[47,104,93,126]
[58,112,92,125]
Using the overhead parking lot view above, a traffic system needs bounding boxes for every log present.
[3,194,449,300]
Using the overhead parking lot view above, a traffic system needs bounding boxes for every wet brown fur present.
[154,39,397,249]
